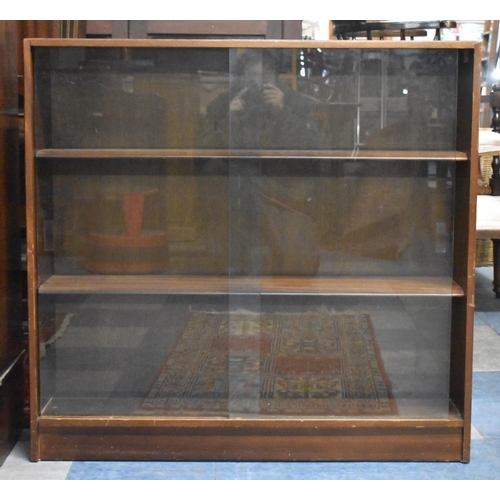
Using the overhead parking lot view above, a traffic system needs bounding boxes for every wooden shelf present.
[35,149,469,161]
[38,275,465,296]
[38,413,464,427]
[27,38,481,50]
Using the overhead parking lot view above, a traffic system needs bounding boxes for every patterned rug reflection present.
[139,311,398,418]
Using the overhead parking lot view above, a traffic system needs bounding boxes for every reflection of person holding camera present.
[229,83,284,113]
[200,50,319,149]
[198,50,321,277]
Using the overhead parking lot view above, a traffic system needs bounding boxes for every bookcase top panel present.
[25,38,481,50]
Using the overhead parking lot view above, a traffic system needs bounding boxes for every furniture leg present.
[493,239,500,298]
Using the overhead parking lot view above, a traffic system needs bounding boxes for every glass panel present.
[34,47,230,150]
[36,155,456,418]
[39,294,452,419]
[34,47,458,151]
[37,158,455,280]
[299,47,459,150]
[38,294,231,417]
[35,45,460,421]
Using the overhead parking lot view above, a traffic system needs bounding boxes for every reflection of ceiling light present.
[494,67,500,80]
[402,89,409,95]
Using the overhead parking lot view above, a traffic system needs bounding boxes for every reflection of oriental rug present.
[140,311,398,418]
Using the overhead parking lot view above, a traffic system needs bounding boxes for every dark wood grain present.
[37,417,464,462]
[0,19,23,466]
[17,22,61,96]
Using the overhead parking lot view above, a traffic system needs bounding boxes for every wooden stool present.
[84,189,169,274]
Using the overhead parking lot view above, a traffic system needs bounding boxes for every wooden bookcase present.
[24,39,480,462]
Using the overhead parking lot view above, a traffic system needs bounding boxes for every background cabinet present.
[25,39,480,462]
[0,20,23,466]
[82,20,302,40]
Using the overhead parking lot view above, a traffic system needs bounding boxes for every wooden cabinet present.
[0,20,23,465]
[83,20,302,40]
[24,39,480,462]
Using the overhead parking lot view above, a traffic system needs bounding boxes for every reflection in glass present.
[38,158,455,279]
[35,46,458,151]
[34,45,460,423]
[39,294,452,419]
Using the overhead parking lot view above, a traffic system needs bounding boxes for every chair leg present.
[493,239,500,298]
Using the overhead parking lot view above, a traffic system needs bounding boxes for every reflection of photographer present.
[198,50,321,277]
[230,82,284,112]
[200,50,319,149]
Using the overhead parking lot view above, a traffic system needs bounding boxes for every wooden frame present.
[24,39,481,462]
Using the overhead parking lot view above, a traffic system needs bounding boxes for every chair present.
[331,21,456,40]
[476,84,500,296]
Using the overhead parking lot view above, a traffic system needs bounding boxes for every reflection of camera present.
[245,82,263,104]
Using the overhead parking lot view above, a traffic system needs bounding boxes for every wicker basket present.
[476,239,494,267]
[476,154,494,267]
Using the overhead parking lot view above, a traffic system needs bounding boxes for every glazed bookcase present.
[24,39,480,462]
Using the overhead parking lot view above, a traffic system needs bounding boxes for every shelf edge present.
[38,275,465,297]
[35,149,469,161]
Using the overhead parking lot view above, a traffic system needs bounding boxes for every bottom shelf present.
[35,413,466,462]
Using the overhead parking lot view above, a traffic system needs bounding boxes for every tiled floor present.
[1,266,500,480]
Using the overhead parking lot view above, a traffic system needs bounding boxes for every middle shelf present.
[35,149,470,161]
[38,275,464,296]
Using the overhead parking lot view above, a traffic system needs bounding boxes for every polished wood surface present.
[38,275,464,296]
[23,35,42,460]
[26,38,481,49]
[448,44,482,462]
[36,149,470,160]
[37,417,464,462]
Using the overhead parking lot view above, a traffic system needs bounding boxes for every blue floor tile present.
[476,312,500,334]
[472,401,500,439]
[474,315,486,327]
[57,372,500,480]
[64,437,500,480]
[66,461,216,480]
[213,440,500,480]
[214,461,382,480]
[473,372,500,399]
